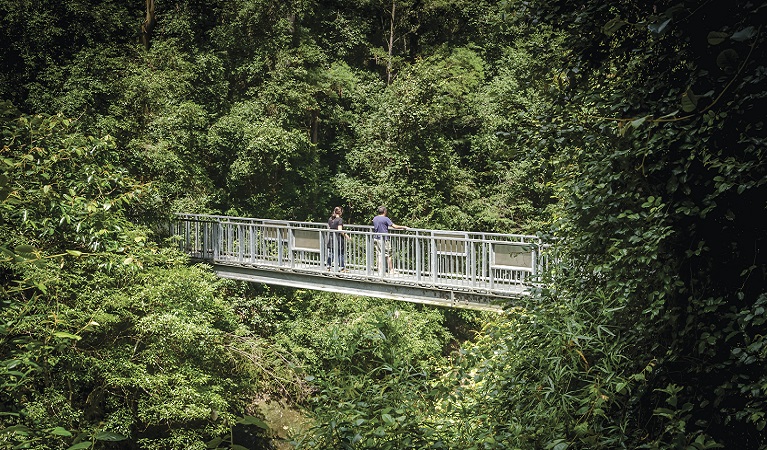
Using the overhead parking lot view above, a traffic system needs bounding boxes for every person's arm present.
[391,223,408,230]
[338,220,350,239]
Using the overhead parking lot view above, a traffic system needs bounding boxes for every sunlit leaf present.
[53,331,82,341]
[630,116,648,128]
[730,26,756,41]
[648,18,671,34]
[50,427,73,437]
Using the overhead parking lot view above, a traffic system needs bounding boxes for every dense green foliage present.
[0,105,300,448]
[2,0,765,449]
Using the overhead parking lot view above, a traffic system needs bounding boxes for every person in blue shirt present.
[372,205,408,274]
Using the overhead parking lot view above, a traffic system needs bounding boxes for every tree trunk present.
[310,110,319,145]
[140,0,156,50]
[387,1,396,85]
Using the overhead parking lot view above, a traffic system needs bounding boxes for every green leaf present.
[654,407,676,418]
[94,431,127,441]
[66,250,83,257]
[53,331,82,341]
[545,438,569,450]
[630,116,648,129]
[66,442,92,450]
[681,88,699,112]
[381,413,395,425]
[206,437,224,449]
[1,425,31,435]
[602,17,626,36]
[236,415,268,429]
[716,49,739,71]
[658,109,680,119]
[730,26,756,41]
[50,427,73,437]
[13,244,35,254]
[707,31,729,45]
[648,18,672,34]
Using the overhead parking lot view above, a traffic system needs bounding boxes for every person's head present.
[333,206,343,217]
[377,205,387,216]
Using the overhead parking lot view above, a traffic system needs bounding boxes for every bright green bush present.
[284,294,452,449]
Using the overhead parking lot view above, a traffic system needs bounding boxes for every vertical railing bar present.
[257,225,264,263]
[378,235,385,277]
[224,223,230,258]
[193,219,198,257]
[220,221,225,260]
[194,219,199,255]
[288,226,295,269]
[320,229,326,270]
[265,225,270,263]
[415,232,422,283]
[184,219,190,254]
[196,220,201,259]
[408,235,413,278]
[431,232,437,285]
[202,220,209,260]
[249,224,256,263]
[237,224,244,262]
[482,239,488,281]
[489,241,494,291]
[468,240,474,288]
[366,232,373,276]
[202,219,206,258]
[213,220,220,261]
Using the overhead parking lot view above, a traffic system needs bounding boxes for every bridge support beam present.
[208,262,513,312]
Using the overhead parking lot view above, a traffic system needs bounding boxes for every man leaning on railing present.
[372,205,408,275]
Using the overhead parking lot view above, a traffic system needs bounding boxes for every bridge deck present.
[172,214,550,311]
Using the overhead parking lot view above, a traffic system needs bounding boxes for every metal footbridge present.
[171,214,552,311]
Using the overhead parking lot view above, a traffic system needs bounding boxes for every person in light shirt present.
[372,205,408,274]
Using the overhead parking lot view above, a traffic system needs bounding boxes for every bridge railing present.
[171,213,550,296]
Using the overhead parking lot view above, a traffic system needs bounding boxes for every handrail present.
[174,212,543,242]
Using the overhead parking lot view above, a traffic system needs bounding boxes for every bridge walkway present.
[171,214,551,311]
